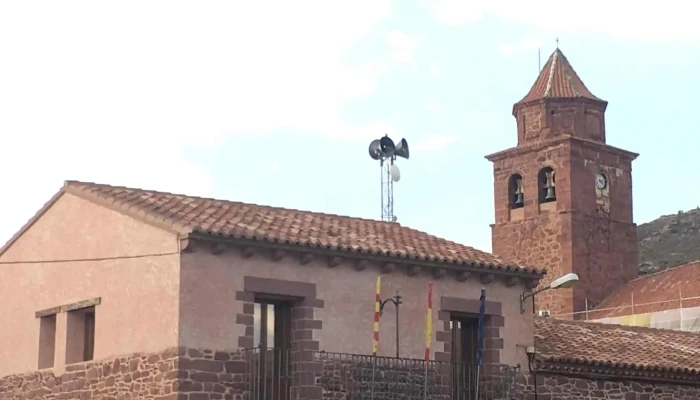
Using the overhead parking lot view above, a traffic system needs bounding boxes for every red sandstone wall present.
[568,142,638,313]
[515,100,607,145]
[490,137,638,318]
[491,142,574,317]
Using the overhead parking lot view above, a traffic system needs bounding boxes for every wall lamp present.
[525,345,536,371]
[519,273,579,314]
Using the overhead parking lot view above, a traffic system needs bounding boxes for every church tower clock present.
[486,48,639,318]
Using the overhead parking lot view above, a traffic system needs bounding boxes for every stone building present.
[0,180,543,399]
[486,48,639,318]
[0,49,698,399]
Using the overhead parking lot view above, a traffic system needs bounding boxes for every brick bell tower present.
[485,48,639,319]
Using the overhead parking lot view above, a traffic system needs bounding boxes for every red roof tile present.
[0,181,545,277]
[516,48,604,106]
[535,317,700,374]
[591,261,700,319]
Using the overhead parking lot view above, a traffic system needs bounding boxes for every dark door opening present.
[253,300,292,400]
[450,316,479,400]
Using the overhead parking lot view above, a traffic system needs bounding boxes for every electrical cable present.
[0,251,180,265]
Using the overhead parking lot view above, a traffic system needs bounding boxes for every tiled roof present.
[0,181,544,276]
[516,48,604,106]
[591,261,700,319]
[535,317,700,374]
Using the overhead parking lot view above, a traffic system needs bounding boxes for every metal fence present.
[241,347,521,400]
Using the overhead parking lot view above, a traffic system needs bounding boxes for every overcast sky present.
[1,0,699,252]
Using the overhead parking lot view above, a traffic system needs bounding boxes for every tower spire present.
[512,48,608,145]
[515,48,604,108]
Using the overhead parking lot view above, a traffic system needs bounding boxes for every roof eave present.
[536,358,700,384]
[188,230,548,280]
[512,97,609,117]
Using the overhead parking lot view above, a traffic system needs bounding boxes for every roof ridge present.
[543,49,558,97]
[628,259,700,283]
[536,316,700,337]
[64,180,400,226]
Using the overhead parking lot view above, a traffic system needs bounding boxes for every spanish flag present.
[372,276,381,355]
[425,281,433,361]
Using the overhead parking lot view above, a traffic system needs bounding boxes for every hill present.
[638,207,700,275]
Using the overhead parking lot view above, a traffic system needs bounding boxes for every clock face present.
[595,173,607,190]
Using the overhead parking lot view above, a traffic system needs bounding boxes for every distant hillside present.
[638,207,700,275]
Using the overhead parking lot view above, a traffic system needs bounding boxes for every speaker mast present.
[368,135,409,222]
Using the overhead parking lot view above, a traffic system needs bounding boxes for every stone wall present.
[517,373,700,400]
[3,349,699,400]
[0,348,180,399]
[0,347,248,400]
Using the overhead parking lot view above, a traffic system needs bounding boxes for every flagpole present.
[475,288,487,400]
[373,276,381,355]
[371,276,381,400]
[423,282,433,400]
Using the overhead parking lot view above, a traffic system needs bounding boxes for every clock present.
[595,173,607,190]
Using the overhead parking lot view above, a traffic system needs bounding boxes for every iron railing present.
[241,347,521,400]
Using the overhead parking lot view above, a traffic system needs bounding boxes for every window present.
[38,314,57,369]
[508,174,524,209]
[65,307,95,364]
[253,301,292,350]
[253,300,293,400]
[538,167,556,203]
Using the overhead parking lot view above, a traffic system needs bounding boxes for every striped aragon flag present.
[372,276,381,356]
[424,281,433,361]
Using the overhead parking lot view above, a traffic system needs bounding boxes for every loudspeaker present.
[379,136,395,157]
[394,138,409,159]
[368,140,382,160]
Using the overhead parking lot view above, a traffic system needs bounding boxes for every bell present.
[544,187,556,201]
[515,193,524,206]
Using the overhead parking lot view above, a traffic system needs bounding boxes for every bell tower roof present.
[516,48,605,106]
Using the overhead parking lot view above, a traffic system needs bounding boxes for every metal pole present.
[475,364,481,400]
[422,362,428,400]
[395,291,400,359]
[585,298,589,320]
[631,293,635,314]
[379,159,384,221]
[679,285,684,331]
[370,356,377,400]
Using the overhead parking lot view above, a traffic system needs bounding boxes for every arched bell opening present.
[508,174,525,209]
[538,167,556,204]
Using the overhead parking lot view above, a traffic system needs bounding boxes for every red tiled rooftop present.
[0,181,544,276]
[591,260,700,319]
[535,317,700,374]
[516,48,604,106]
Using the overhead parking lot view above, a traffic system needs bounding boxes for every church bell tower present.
[486,48,639,318]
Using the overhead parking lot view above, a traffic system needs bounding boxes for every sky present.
[1,1,699,253]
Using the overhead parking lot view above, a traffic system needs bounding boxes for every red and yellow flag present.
[424,281,433,361]
[372,276,381,355]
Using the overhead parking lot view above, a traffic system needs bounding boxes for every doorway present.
[253,299,293,400]
[450,315,479,400]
